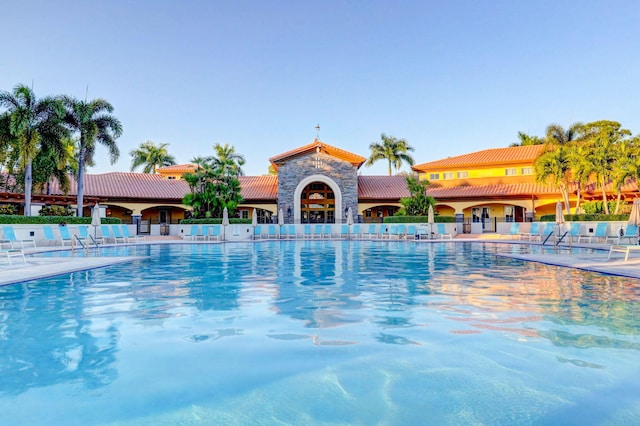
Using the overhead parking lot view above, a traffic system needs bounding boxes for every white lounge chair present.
[0,248,26,265]
[436,223,452,240]
[1,226,36,248]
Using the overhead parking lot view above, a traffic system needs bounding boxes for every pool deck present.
[1,238,639,286]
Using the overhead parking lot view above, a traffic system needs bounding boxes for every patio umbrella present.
[222,207,229,241]
[346,207,354,225]
[279,208,284,226]
[91,203,101,237]
[628,198,640,226]
[428,205,434,238]
[555,201,565,225]
[252,208,257,227]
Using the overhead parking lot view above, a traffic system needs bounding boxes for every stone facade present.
[277,152,358,224]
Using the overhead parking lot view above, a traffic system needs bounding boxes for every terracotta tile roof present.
[269,140,367,169]
[156,163,196,173]
[358,176,410,199]
[49,172,191,199]
[426,182,561,199]
[48,173,278,202]
[238,175,278,200]
[413,145,545,171]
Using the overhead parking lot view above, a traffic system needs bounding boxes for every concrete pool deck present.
[1,239,639,286]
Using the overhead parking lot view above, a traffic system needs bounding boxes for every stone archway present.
[293,174,343,224]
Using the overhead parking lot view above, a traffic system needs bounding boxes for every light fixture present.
[313,146,323,169]
[287,207,292,218]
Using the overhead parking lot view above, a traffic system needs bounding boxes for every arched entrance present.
[301,182,335,223]
[293,174,343,224]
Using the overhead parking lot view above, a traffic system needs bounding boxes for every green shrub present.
[0,205,17,215]
[180,218,252,225]
[383,215,455,223]
[539,213,630,222]
[39,205,75,216]
[0,215,121,224]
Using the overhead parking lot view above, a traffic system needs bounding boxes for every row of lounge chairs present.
[252,223,453,240]
[503,222,639,244]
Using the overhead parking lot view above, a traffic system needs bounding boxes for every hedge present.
[539,214,630,222]
[0,215,121,224]
[383,215,455,223]
[180,218,252,225]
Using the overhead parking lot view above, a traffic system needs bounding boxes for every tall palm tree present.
[130,141,176,173]
[61,96,122,216]
[566,142,592,214]
[581,120,631,214]
[0,85,68,215]
[534,145,572,213]
[366,133,415,176]
[212,143,245,177]
[540,122,584,214]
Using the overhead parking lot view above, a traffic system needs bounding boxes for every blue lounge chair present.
[121,225,145,243]
[397,224,406,239]
[388,225,398,240]
[79,225,104,245]
[184,225,199,241]
[110,225,126,243]
[605,223,639,244]
[364,224,377,239]
[303,225,311,239]
[579,222,608,243]
[313,224,323,239]
[198,225,210,241]
[267,225,278,239]
[210,225,221,241]
[58,226,74,246]
[253,225,262,240]
[541,223,555,241]
[2,225,36,248]
[324,224,333,239]
[436,223,452,240]
[567,222,581,242]
[520,222,541,241]
[503,222,520,239]
[406,225,416,240]
[352,224,361,238]
[379,225,390,239]
[42,225,59,246]
[340,224,349,238]
[287,224,297,239]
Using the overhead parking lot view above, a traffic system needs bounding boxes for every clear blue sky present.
[2,0,639,176]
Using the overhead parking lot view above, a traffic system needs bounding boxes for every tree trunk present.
[614,191,622,215]
[574,183,582,215]
[77,150,85,217]
[23,161,32,216]
[600,176,609,214]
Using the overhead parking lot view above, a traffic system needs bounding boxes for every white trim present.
[293,174,343,224]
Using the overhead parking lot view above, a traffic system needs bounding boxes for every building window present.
[443,172,454,180]
[505,168,517,176]
[504,206,514,222]
[521,167,533,175]
[241,210,249,219]
[457,171,468,179]
[429,173,440,180]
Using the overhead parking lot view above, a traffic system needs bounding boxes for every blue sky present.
[2,0,640,176]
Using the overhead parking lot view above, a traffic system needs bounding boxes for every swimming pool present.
[1,241,639,425]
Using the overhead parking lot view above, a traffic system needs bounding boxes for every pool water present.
[1,241,639,425]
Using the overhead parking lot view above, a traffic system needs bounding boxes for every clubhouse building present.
[4,140,638,235]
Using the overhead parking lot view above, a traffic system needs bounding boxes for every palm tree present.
[540,122,584,214]
[534,145,572,213]
[61,96,122,216]
[365,133,415,176]
[212,143,245,177]
[566,142,592,214]
[130,141,176,173]
[581,120,631,214]
[0,85,68,215]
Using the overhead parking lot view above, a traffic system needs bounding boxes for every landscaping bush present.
[39,205,75,216]
[539,213,630,222]
[0,205,17,215]
[180,218,252,225]
[0,215,121,224]
[383,215,455,223]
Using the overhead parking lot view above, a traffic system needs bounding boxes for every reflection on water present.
[1,241,640,424]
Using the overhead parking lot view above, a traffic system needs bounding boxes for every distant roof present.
[48,173,278,202]
[413,145,545,171]
[357,176,409,199]
[426,182,560,200]
[269,140,367,170]
[156,164,196,173]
